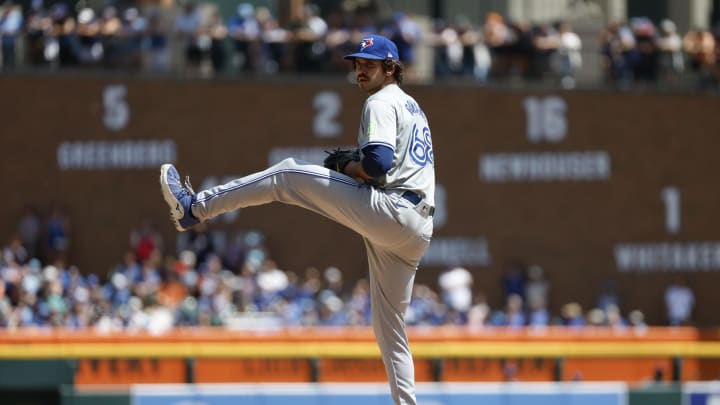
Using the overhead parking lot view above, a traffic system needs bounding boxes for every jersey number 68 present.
[410,124,434,167]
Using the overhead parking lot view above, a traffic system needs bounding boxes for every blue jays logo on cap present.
[344,34,399,61]
[360,38,374,50]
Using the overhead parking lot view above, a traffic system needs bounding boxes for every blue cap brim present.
[344,52,386,60]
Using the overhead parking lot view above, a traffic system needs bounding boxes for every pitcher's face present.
[354,58,391,95]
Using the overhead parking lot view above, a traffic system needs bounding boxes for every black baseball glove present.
[323,148,360,174]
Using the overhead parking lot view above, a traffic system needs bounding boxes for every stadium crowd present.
[0,205,695,333]
[0,0,718,89]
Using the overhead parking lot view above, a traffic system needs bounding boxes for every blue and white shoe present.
[159,163,200,232]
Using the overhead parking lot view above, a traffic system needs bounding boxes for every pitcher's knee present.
[275,157,302,170]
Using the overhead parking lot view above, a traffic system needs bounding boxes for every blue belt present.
[402,190,435,217]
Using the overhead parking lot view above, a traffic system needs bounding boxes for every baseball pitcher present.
[160,34,435,405]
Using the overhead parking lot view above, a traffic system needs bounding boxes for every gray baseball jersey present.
[186,84,434,405]
[359,83,435,207]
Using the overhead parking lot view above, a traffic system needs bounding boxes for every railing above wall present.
[1,326,719,359]
[1,326,719,384]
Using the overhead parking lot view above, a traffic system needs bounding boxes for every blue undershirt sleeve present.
[361,144,394,178]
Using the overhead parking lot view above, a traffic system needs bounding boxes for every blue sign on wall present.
[685,382,720,405]
[131,382,627,405]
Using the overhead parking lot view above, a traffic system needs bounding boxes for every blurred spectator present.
[99,6,123,68]
[406,283,444,326]
[490,293,525,327]
[3,235,28,266]
[433,15,490,82]
[323,266,343,296]
[173,1,203,73]
[381,11,421,79]
[75,8,103,67]
[529,22,559,80]
[257,6,290,74]
[17,205,42,262]
[561,302,585,327]
[324,10,352,73]
[175,295,199,326]
[288,273,315,323]
[227,3,260,73]
[501,259,525,301]
[507,20,535,79]
[585,307,605,327]
[255,259,288,311]
[599,21,636,87]
[482,12,512,77]
[0,281,13,327]
[0,0,23,69]
[683,27,718,90]
[348,11,376,45]
[466,293,490,328]
[48,2,77,67]
[524,265,550,310]
[318,290,347,326]
[300,266,322,301]
[131,221,163,267]
[438,266,473,321]
[290,3,327,72]
[157,261,187,309]
[137,249,163,295]
[346,278,370,325]
[46,277,67,326]
[628,309,648,333]
[197,266,222,326]
[24,0,50,66]
[205,10,228,74]
[527,294,549,328]
[220,232,246,272]
[629,17,659,83]
[104,268,131,307]
[504,293,525,327]
[115,250,141,284]
[656,19,685,82]
[121,7,146,70]
[273,291,303,326]
[596,279,621,312]
[430,18,460,78]
[555,21,582,88]
[45,204,70,265]
[464,19,491,82]
[145,8,170,72]
[177,222,220,266]
[664,275,695,326]
[605,303,627,330]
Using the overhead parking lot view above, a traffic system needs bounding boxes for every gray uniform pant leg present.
[192,158,369,230]
[190,158,431,405]
[365,239,418,405]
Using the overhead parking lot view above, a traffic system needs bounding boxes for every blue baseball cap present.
[344,35,399,61]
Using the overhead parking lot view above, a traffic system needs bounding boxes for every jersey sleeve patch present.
[367,121,377,138]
